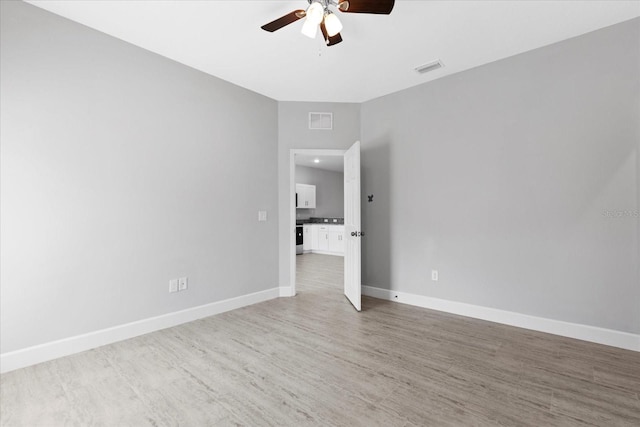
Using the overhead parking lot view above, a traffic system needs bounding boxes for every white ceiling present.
[28,1,640,103]
[296,154,344,172]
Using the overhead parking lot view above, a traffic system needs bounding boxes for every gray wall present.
[295,166,344,219]
[2,2,637,357]
[0,1,279,353]
[361,18,640,333]
[278,102,360,289]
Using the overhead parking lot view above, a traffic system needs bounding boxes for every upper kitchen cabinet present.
[296,183,316,209]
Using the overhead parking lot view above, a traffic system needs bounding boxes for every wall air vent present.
[309,112,333,130]
[415,60,444,74]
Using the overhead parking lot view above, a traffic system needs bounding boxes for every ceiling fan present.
[261,0,395,46]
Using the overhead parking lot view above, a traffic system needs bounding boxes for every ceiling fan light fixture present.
[260,0,394,46]
[306,1,325,25]
[324,12,342,37]
[301,17,318,38]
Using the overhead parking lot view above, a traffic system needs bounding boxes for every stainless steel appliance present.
[296,226,303,255]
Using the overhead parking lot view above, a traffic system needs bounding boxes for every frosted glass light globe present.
[306,2,325,25]
[301,17,318,38]
[324,13,343,37]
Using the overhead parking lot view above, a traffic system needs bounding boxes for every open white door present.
[344,141,361,311]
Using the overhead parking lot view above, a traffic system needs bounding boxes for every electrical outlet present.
[431,270,439,281]
[169,279,178,293]
[178,277,188,291]
[258,210,267,222]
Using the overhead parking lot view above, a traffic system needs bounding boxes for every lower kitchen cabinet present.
[302,225,315,251]
[328,227,345,253]
[303,224,344,256]
[318,226,329,251]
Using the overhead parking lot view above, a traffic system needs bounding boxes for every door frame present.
[289,148,346,296]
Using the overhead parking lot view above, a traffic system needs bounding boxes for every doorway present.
[289,142,361,310]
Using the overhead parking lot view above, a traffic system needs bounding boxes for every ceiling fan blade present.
[320,21,329,41]
[338,0,395,14]
[320,22,343,47]
[261,10,306,32]
[327,32,343,46]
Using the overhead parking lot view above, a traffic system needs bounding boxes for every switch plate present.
[258,210,267,221]
[178,277,188,291]
[431,270,439,281]
[169,279,178,293]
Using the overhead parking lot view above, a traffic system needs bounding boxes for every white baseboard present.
[279,286,294,297]
[304,250,343,257]
[0,287,280,374]
[362,285,640,352]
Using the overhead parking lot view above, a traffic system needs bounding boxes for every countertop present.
[297,218,344,225]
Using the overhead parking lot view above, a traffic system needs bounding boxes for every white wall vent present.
[415,60,444,74]
[309,112,333,130]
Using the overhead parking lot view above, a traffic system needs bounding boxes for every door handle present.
[350,231,365,237]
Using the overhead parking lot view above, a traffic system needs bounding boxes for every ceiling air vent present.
[309,112,333,130]
[415,60,444,74]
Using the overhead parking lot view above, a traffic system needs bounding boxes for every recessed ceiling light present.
[314,159,320,163]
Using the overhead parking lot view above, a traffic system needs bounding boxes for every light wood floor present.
[1,253,639,426]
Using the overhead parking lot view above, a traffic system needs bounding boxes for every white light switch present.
[169,279,178,293]
[258,210,267,221]
[178,277,188,291]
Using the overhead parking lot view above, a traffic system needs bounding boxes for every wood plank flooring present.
[1,253,639,426]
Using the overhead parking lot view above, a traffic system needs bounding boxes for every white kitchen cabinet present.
[317,225,329,250]
[328,226,345,253]
[295,184,316,209]
[302,225,316,252]
[311,225,319,249]
[304,185,316,208]
[304,224,344,256]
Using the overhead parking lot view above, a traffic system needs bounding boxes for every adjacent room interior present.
[1,0,639,425]
[294,152,345,296]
